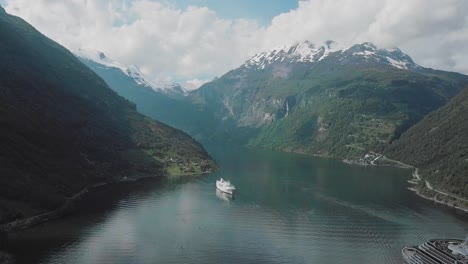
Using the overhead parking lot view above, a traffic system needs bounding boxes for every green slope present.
[385,87,468,198]
[76,55,245,147]
[80,42,468,161]
[75,57,217,140]
[189,61,468,157]
[0,7,214,224]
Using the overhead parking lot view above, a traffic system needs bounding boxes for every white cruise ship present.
[216,178,235,195]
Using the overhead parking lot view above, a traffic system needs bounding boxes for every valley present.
[77,40,468,207]
[0,2,467,263]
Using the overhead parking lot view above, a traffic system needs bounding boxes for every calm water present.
[3,147,468,264]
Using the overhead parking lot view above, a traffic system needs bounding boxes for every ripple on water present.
[7,149,468,264]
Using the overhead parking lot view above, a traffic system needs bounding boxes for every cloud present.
[263,0,468,72]
[3,0,264,88]
[183,78,211,91]
[3,0,468,88]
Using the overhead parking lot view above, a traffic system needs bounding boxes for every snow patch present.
[243,40,336,69]
[75,48,187,95]
[352,50,375,59]
[242,41,417,71]
[385,48,399,53]
[386,57,408,69]
[75,48,127,72]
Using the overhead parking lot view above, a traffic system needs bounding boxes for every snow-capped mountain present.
[74,48,187,95]
[243,41,419,71]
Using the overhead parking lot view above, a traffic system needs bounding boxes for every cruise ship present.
[216,178,235,195]
[403,238,468,263]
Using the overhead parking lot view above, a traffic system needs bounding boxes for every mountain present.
[384,87,468,198]
[183,41,468,157]
[80,41,468,158]
[0,7,214,224]
[244,41,418,71]
[74,39,468,200]
[75,50,217,141]
[75,49,187,97]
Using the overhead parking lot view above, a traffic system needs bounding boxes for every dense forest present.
[0,7,214,224]
[385,87,468,198]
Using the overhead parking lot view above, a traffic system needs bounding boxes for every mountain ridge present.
[0,7,214,225]
[74,48,188,96]
[242,41,418,71]
[186,40,468,157]
[80,41,468,158]
[76,39,468,200]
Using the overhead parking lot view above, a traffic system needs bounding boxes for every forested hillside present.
[81,41,468,160]
[186,42,468,158]
[385,87,468,198]
[0,7,214,224]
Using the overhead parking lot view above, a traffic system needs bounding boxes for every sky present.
[2,0,468,90]
[162,0,299,25]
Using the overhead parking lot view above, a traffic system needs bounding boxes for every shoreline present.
[0,183,96,234]
[0,170,213,235]
[255,146,468,216]
[1,147,466,234]
[409,187,468,214]
[407,169,468,215]
[256,147,468,216]
[338,150,468,215]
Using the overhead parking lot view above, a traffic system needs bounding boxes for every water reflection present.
[216,188,233,202]
[4,147,468,264]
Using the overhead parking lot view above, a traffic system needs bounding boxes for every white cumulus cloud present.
[3,0,468,88]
